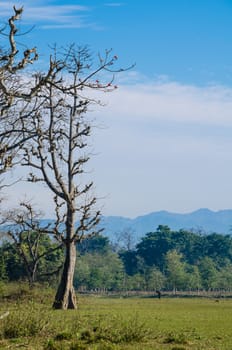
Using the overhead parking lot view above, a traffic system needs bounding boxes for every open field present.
[0,285,232,349]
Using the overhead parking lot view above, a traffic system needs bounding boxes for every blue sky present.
[4,0,232,218]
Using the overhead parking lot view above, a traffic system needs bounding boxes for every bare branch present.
[0,7,131,309]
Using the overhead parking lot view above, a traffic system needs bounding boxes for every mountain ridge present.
[38,208,232,243]
[100,208,232,241]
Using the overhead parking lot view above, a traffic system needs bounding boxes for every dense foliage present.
[1,225,232,291]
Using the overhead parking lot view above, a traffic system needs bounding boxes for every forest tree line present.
[1,224,232,292]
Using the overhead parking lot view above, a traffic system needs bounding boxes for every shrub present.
[55,331,73,341]
[0,304,49,339]
[164,331,189,345]
[77,313,151,345]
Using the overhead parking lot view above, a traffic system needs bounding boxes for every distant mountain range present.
[34,208,232,244]
[99,208,232,241]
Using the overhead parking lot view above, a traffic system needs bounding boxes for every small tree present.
[114,228,136,252]
[198,257,219,290]
[165,250,188,292]
[146,267,166,292]
[3,202,63,286]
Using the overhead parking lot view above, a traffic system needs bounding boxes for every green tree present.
[198,257,219,290]
[185,265,202,291]
[146,267,166,291]
[78,235,111,255]
[165,250,188,292]
[73,256,90,291]
[0,242,26,281]
[125,273,147,291]
[74,252,124,291]
[119,250,138,276]
[205,233,232,263]
[171,229,204,264]
[136,225,172,270]
[213,262,232,291]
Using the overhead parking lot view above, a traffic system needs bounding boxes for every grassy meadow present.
[0,284,232,349]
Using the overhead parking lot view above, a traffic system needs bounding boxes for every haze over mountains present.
[38,208,232,243]
[100,208,232,241]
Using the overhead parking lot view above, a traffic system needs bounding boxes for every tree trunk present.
[53,241,77,309]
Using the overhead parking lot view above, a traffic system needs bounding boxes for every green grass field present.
[0,285,231,349]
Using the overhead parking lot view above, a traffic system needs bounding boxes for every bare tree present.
[0,7,64,174]
[22,46,124,309]
[114,228,137,252]
[3,202,63,286]
[0,7,131,309]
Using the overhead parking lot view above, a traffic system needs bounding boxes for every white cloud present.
[95,76,232,126]
[88,77,232,216]
[5,76,232,217]
[0,2,91,29]
[23,5,89,21]
[104,3,125,7]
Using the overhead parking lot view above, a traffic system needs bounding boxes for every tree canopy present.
[2,226,232,293]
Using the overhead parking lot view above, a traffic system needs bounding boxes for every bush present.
[0,303,50,339]
[55,331,73,341]
[77,313,151,344]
